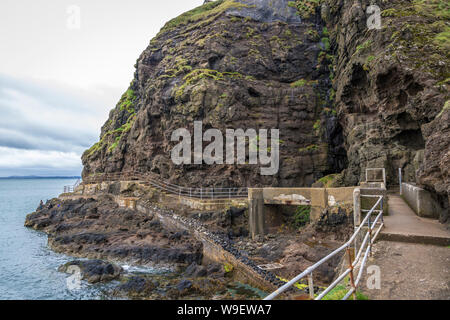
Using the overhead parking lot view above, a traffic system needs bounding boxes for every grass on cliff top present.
[158,0,249,35]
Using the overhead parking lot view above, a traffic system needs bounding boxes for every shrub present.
[292,205,311,228]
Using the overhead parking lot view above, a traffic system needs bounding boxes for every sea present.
[0,178,267,300]
[0,178,113,300]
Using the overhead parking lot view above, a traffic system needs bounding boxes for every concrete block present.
[402,183,441,219]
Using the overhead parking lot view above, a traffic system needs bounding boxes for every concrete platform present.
[379,195,450,246]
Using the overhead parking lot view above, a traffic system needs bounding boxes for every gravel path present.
[360,241,450,300]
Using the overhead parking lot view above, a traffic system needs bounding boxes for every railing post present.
[308,273,314,299]
[200,188,202,200]
[399,168,402,195]
[368,211,373,257]
[380,196,384,223]
[353,188,361,251]
[346,246,357,300]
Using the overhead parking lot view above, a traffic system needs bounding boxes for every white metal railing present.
[79,170,248,200]
[63,179,81,193]
[264,195,384,300]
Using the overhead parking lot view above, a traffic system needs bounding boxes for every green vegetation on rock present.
[119,89,136,114]
[292,205,311,228]
[354,40,372,56]
[322,284,369,300]
[437,100,450,118]
[175,69,246,100]
[316,174,339,188]
[158,0,250,35]
[288,0,322,19]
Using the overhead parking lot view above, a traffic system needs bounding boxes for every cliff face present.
[321,0,449,217]
[82,0,449,217]
[82,0,346,188]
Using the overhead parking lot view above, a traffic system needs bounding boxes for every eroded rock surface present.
[58,260,122,284]
[81,0,448,220]
[25,196,203,267]
[82,0,346,188]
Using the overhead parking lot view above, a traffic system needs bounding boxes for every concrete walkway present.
[360,241,450,300]
[379,195,450,246]
[359,195,450,300]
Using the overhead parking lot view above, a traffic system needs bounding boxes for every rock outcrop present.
[82,0,346,188]
[58,260,122,284]
[321,0,449,220]
[25,196,203,267]
[82,0,449,219]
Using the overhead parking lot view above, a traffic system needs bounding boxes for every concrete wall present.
[402,183,441,219]
[248,187,357,239]
[360,186,388,215]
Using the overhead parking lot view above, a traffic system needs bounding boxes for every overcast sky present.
[0,0,203,176]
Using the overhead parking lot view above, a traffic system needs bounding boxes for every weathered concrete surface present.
[248,187,357,239]
[380,196,450,246]
[402,183,443,219]
[164,193,247,211]
[360,186,388,215]
[360,241,450,300]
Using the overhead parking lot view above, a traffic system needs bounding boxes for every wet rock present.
[58,260,122,283]
[184,263,208,278]
[177,280,193,293]
[26,196,203,268]
[114,276,159,297]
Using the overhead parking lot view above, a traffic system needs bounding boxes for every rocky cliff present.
[82,0,449,220]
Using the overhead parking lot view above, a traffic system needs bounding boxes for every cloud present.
[0,74,118,176]
[0,147,81,169]
[0,147,82,176]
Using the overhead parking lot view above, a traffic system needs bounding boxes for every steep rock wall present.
[82,0,346,188]
[320,0,449,219]
[82,0,449,220]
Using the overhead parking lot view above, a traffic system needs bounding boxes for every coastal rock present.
[25,196,203,267]
[114,276,159,297]
[58,260,122,283]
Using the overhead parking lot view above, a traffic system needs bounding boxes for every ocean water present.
[0,178,268,300]
[0,178,112,300]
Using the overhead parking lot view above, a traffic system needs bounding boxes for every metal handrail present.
[264,195,384,300]
[63,178,81,194]
[77,170,249,200]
